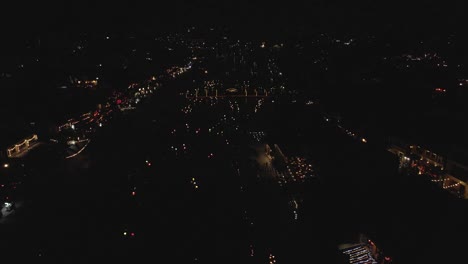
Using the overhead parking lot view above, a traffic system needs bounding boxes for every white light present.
[99,123,103,127]
[3,164,9,168]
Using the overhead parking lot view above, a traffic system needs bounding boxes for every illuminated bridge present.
[6,135,39,158]
[185,88,269,99]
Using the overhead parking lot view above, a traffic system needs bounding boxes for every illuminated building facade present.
[388,137,468,198]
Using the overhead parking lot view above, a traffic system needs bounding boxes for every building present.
[388,137,468,198]
[339,233,393,264]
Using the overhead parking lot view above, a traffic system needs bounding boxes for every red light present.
[116,99,122,105]
[147,162,152,166]
[130,232,135,237]
[132,191,136,196]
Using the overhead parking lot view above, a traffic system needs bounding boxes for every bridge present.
[186,94,269,99]
[6,135,40,158]
[185,88,269,99]
[65,139,91,159]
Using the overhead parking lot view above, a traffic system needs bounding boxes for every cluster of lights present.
[268,253,277,264]
[431,178,446,183]
[458,79,468,86]
[181,104,193,114]
[443,182,461,189]
[203,80,220,90]
[249,131,266,142]
[344,129,356,138]
[254,99,264,113]
[342,245,378,264]
[190,178,199,189]
[398,53,447,68]
[276,172,288,186]
[123,231,135,237]
[169,144,189,156]
[207,115,239,136]
[76,79,98,89]
[185,98,219,111]
[58,104,114,154]
[228,100,240,112]
[136,86,155,97]
[166,63,192,78]
[239,80,251,91]
[267,58,281,76]
[55,59,188,162]
[408,156,463,195]
[410,159,463,192]
[286,157,314,182]
[436,62,448,68]
[333,121,371,145]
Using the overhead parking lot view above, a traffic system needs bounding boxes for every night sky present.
[3,1,468,37]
